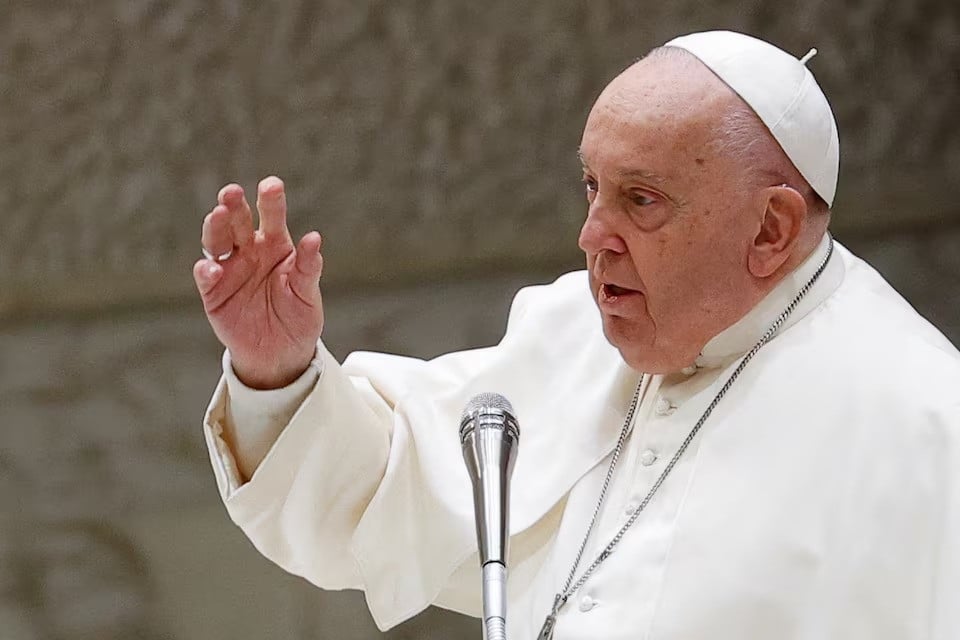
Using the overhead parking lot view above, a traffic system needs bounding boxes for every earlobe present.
[747,185,807,278]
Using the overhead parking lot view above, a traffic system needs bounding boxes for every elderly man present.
[194,31,960,639]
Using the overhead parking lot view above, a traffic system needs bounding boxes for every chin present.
[600,315,687,374]
[600,316,653,369]
[614,345,686,374]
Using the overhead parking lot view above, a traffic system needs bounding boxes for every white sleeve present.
[202,341,395,589]
[200,271,614,630]
[220,347,322,481]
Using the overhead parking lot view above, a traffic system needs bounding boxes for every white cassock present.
[203,236,960,639]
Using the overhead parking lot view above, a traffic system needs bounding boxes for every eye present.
[582,175,598,200]
[628,191,657,207]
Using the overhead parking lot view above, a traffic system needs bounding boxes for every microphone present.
[460,392,520,640]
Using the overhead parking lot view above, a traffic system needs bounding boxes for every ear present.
[747,185,807,278]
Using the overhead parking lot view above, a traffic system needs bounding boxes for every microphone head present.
[461,392,515,420]
[459,392,519,443]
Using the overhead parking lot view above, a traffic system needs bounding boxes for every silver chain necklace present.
[537,239,834,640]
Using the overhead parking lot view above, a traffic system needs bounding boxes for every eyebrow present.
[577,149,669,185]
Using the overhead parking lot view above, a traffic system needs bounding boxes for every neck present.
[692,231,838,370]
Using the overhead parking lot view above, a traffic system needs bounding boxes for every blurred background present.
[1,1,958,638]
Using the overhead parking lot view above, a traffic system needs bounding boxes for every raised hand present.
[193,176,324,389]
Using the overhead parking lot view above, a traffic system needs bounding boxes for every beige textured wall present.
[2,1,958,639]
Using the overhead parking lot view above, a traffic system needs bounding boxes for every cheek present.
[664,253,738,322]
[623,235,670,293]
[628,241,712,318]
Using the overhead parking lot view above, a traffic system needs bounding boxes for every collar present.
[694,233,844,369]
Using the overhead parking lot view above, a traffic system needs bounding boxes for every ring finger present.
[201,205,234,258]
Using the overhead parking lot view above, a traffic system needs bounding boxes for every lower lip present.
[598,284,644,311]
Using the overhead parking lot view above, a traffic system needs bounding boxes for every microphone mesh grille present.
[461,392,514,422]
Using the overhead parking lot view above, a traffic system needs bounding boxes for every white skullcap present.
[664,30,840,206]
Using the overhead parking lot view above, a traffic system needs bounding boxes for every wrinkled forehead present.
[580,56,737,162]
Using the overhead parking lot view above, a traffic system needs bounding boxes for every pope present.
[193,31,960,639]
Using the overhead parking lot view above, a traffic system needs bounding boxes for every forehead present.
[579,56,735,172]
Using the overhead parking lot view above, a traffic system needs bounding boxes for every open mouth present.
[601,283,638,297]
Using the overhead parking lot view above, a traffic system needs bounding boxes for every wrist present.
[231,348,317,390]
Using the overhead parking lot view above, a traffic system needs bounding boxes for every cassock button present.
[579,595,597,612]
[640,449,658,466]
[655,397,676,416]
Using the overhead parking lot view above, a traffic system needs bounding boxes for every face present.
[578,56,767,373]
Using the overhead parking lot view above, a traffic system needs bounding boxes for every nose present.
[578,200,628,255]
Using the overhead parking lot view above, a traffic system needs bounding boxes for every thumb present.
[289,232,323,299]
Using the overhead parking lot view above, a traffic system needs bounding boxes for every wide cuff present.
[202,342,393,593]
[221,347,323,479]
[204,343,324,496]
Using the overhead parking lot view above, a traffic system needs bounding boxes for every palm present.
[194,177,324,389]
[209,236,320,351]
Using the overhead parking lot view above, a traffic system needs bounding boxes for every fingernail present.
[219,184,242,204]
[260,177,283,196]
